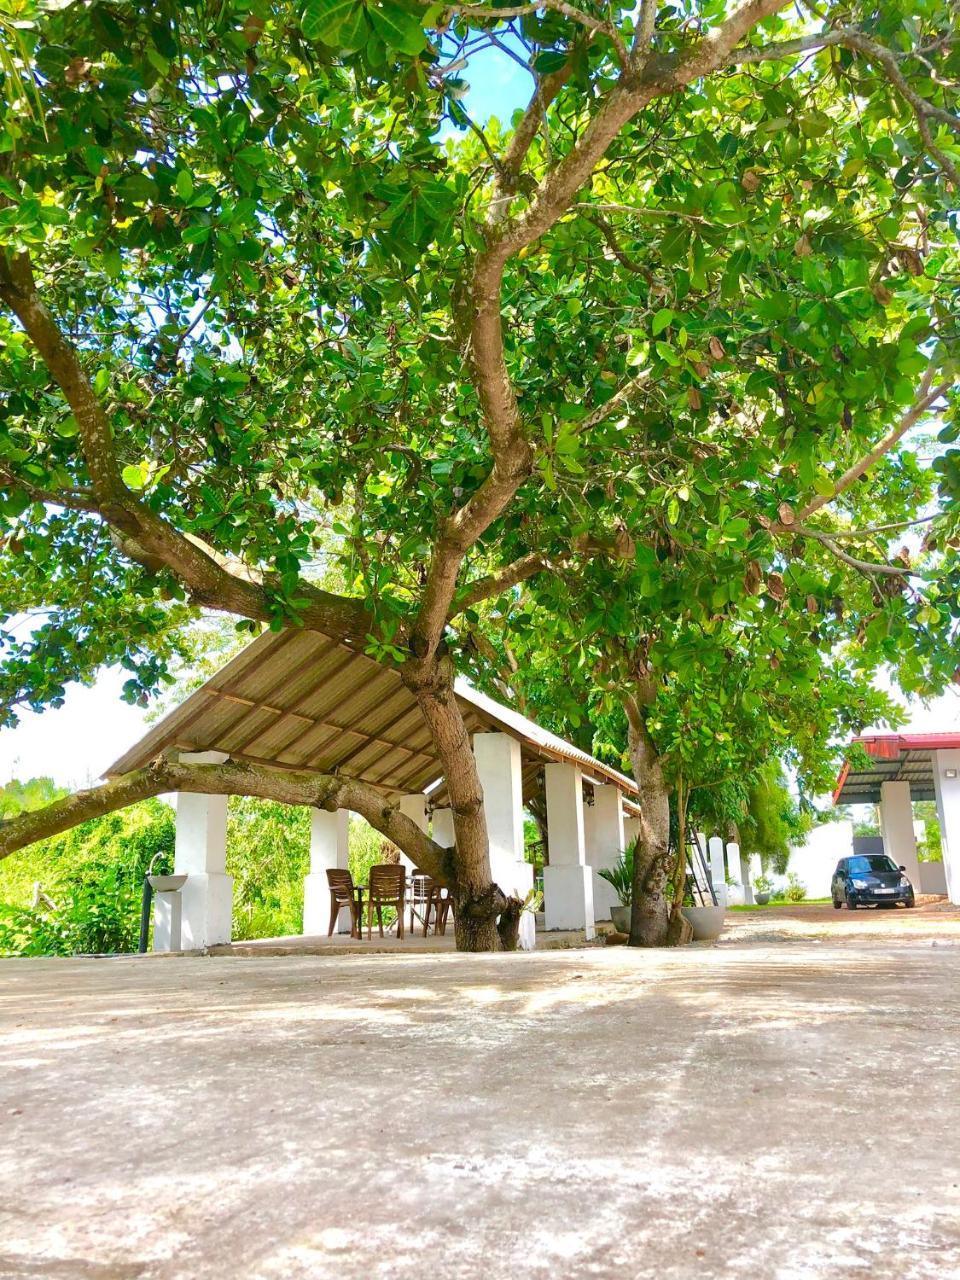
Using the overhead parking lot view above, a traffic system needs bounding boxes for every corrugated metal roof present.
[833,732,960,804]
[108,629,638,802]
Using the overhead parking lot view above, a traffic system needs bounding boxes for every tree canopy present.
[0,0,958,947]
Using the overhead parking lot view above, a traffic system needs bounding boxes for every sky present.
[2,38,959,794]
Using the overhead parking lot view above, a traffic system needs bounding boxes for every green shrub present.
[598,839,637,906]
[0,795,176,956]
[784,872,807,903]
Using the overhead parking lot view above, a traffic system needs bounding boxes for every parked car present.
[831,855,916,910]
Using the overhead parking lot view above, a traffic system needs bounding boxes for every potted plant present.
[598,842,635,934]
[753,874,772,906]
[680,882,727,940]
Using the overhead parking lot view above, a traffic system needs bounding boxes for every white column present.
[174,750,232,949]
[474,732,535,949]
[879,780,921,891]
[153,891,182,952]
[543,763,594,938]
[726,841,744,905]
[584,784,624,922]
[933,750,960,905]
[432,807,456,849]
[741,852,760,905]
[708,835,727,907]
[303,808,351,935]
[623,814,641,849]
[398,793,429,874]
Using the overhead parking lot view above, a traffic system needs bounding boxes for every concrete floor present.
[1,909,959,1279]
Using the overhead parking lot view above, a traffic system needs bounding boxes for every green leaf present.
[651,308,674,337]
[301,0,360,42]
[368,3,426,54]
[175,170,194,200]
[121,464,145,490]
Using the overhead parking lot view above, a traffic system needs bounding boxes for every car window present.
[847,855,898,874]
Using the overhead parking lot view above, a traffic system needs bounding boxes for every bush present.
[0,796,176,956]
[784,872,807,903]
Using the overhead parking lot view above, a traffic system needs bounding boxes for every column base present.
[180,873,233,949]
[590,872,619,922]
[543,864,596,939]
[303,872,351,936]
[153,891,183,952]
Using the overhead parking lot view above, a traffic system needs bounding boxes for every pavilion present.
[833,731,960,904]
[109,627,641,950]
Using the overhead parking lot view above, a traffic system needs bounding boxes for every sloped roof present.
[833,732,960,804]
[108,628,637,803]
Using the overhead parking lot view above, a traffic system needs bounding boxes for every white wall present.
[784,820,854,899]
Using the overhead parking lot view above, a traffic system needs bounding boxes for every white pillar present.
[726,841,744,905]
[153,891,182,952]
[474,732,535,949]
[584,784,624,922]
[543,763,594,938]
[933,750,960,905]
[741,852,759,905]
[432,807,456,849]
[303,808,351,935]
[880,780,921,891]
[708,835,727,907]
[623,814,641,849]
[398,793,429,874]
[174,751,232,949]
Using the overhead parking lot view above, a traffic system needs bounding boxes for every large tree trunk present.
[624,693,672,947]
[402,652,503,952]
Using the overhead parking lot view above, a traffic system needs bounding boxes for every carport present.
[833,732,960,904]
[107,628,641,950]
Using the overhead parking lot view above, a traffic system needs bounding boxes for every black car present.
[831,855,916,910]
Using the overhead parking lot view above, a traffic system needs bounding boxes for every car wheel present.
[832,896,842,910]
[905,896,916,909]
[846,894,858,910]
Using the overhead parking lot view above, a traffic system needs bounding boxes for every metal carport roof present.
[108,628,638,804]
[833,732,960,805]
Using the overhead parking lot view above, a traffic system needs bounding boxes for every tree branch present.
[0,759,452,882]
[795,367,952,522]
[793,526,914,578]
[412,0,792,661]
[433,1,629,69]
[0,248,375,645]
[732,26,960,185]
[451,551,550,614]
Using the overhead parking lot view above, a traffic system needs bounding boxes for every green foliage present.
[0,786,175,954]
[738,765,812,875]
[597,839,636,907]
[0,774,65,817]
[227,798,392,940]
[914,799,943,862]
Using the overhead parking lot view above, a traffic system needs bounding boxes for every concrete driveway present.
[1,915,958,1279]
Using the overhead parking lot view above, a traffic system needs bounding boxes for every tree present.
[1,1,958,949]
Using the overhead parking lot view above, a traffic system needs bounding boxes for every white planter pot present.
[610,905,631,934]
[681,904,726,941]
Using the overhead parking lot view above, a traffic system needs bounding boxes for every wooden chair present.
[435,888,455,936]
[408,875,442,936]
[325,869,364,939]
[368,864,406,940]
